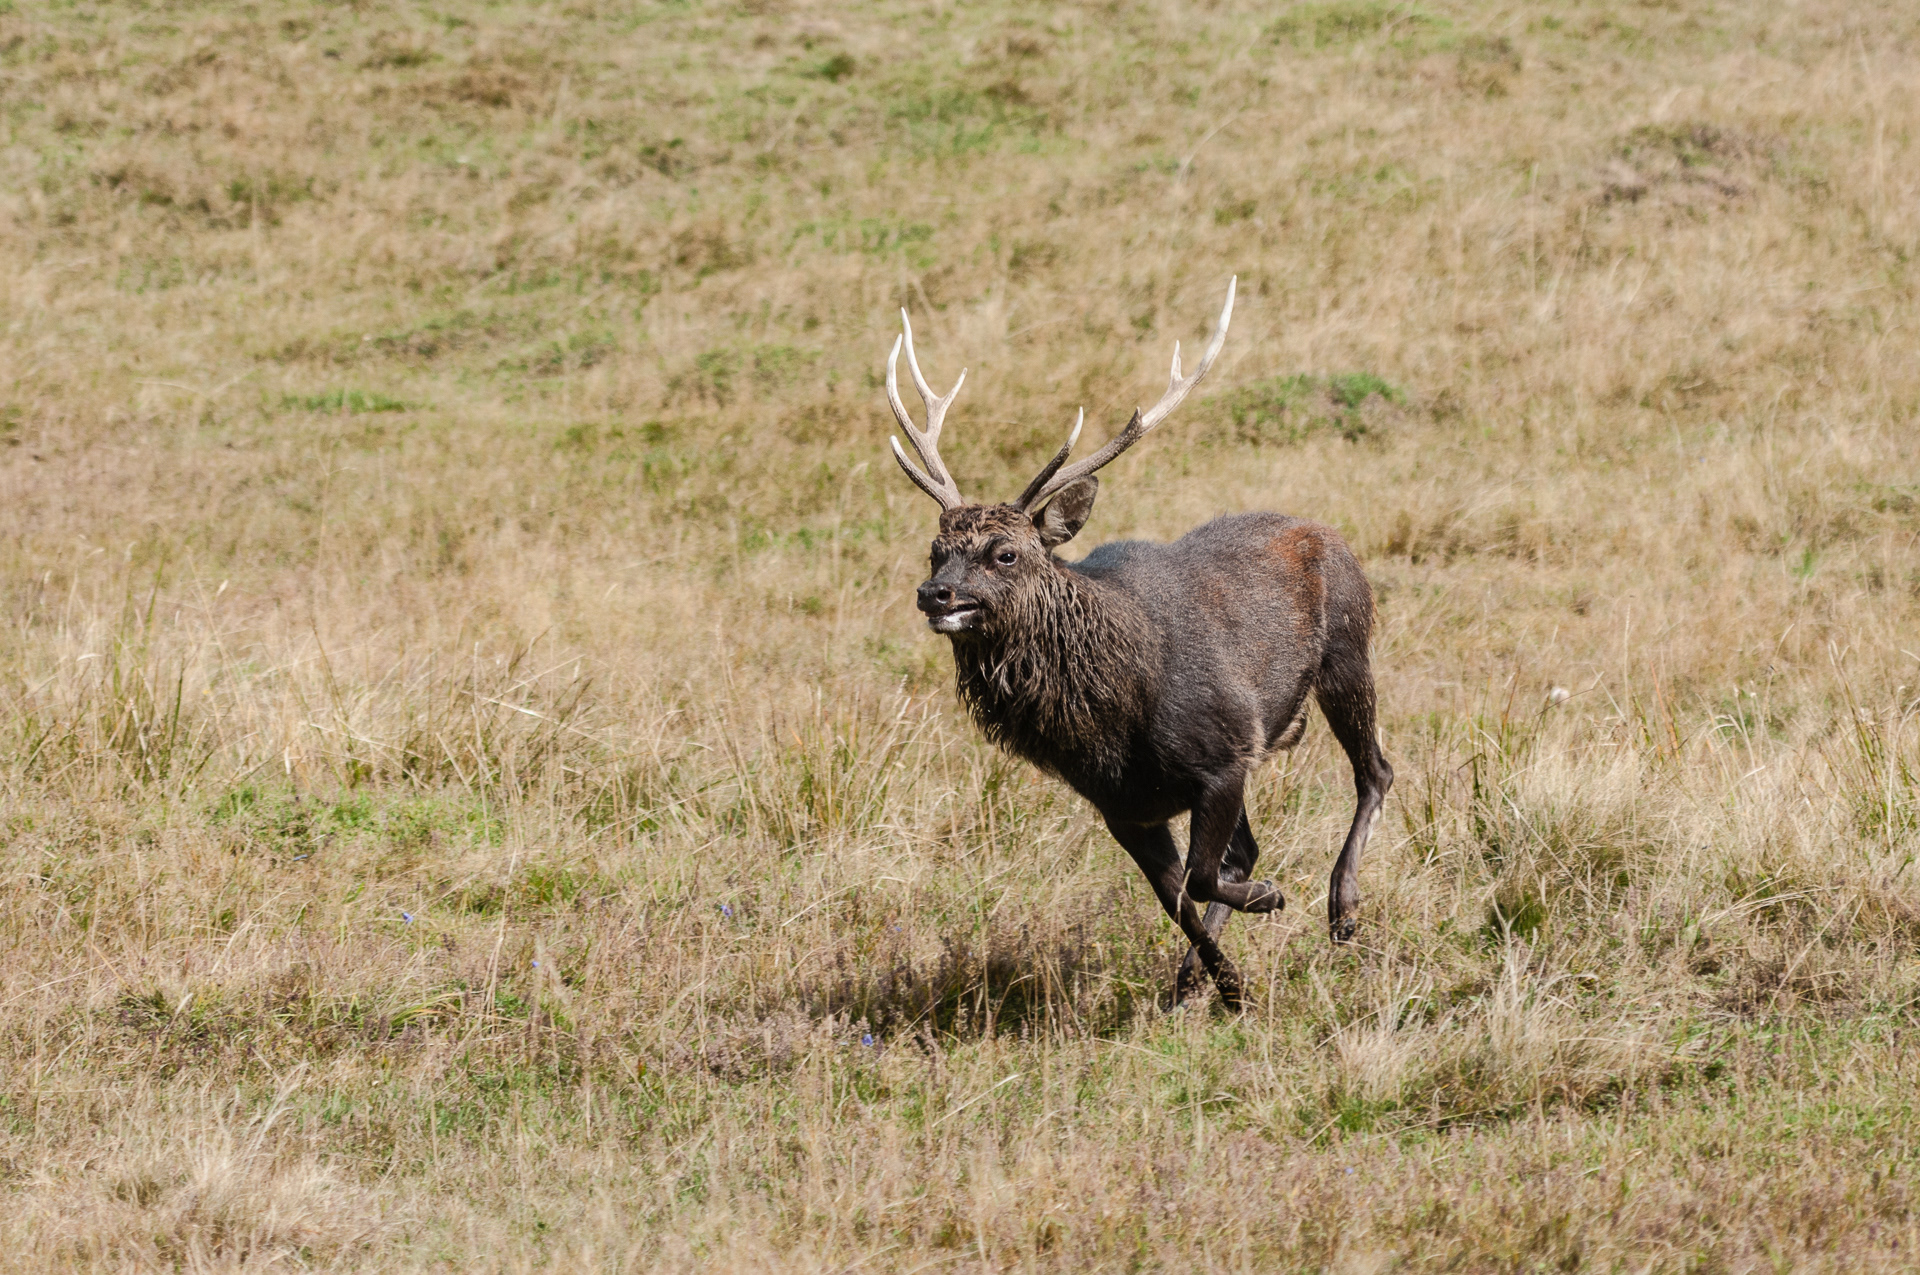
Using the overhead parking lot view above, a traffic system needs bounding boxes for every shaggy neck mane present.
[949,563,1155,785]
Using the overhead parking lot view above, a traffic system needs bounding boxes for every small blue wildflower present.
[861,1033,874,1047]
[531,960,539,968]
[401,911,414,924]
[720,903,734,919]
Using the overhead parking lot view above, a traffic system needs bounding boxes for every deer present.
[884,278,1392,1010]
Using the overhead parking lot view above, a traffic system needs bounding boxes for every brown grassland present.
[3,0,1920,1268]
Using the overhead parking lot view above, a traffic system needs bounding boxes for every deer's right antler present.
[1016,277,1236,512]
[887,310,967,511]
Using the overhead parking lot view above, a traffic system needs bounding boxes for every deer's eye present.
[995,549,1017,566]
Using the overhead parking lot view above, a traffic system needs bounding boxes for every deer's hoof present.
[1329,915,1358,945]
[1244,881,1285,913]
[1174,952,1207,1004]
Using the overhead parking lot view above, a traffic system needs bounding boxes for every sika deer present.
[886,280,1392,1009]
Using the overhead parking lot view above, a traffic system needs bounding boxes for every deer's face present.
[918,506,1045,635]
[915,484,1097,636]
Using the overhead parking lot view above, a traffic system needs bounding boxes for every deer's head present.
[915,493,1096,634]
[885,280,1236,637]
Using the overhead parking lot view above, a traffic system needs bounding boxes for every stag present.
[885,280,1392,1009]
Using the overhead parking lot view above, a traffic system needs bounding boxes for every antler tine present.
[1013,409,1083,512]
[1022,276,1237,510]
[885,312,967,510]
[898,310,946,414]
[890,436,958,507]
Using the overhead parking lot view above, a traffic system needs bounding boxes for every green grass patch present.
[282,388,413,414]
[1266,2,1445,48]
[1212,372,1405,445]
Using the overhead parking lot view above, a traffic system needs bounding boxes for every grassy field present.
[3,0,1920,1267]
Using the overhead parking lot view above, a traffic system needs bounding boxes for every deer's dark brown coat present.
[887,282,1392,1008]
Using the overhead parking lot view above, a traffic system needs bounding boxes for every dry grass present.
[2,0,1919,1268]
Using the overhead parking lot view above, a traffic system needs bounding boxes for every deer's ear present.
[1034,476,1099,548]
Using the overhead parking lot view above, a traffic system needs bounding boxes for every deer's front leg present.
[1184,779,1284,915]
[1176,809,1265,1000]
[1107,819,1245,1010]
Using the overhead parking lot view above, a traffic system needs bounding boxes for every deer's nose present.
[916,581,957,612]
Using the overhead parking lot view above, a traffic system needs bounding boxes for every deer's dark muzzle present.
[916,579,983,633]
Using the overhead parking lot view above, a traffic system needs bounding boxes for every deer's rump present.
[1067,511,1372,823]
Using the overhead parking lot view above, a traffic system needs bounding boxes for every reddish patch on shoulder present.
[1268,526,1328,634]
[1268,524,1327,575]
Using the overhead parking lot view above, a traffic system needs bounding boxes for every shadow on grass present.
[801,914,1174,1043]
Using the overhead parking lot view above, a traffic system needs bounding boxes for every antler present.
[886,310,967,511]
[1015,277,1236,512]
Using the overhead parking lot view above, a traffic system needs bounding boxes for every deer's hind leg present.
[1317,656,1393,944]
[1177,809,1264,1001]
[1107,819,1247,1010]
